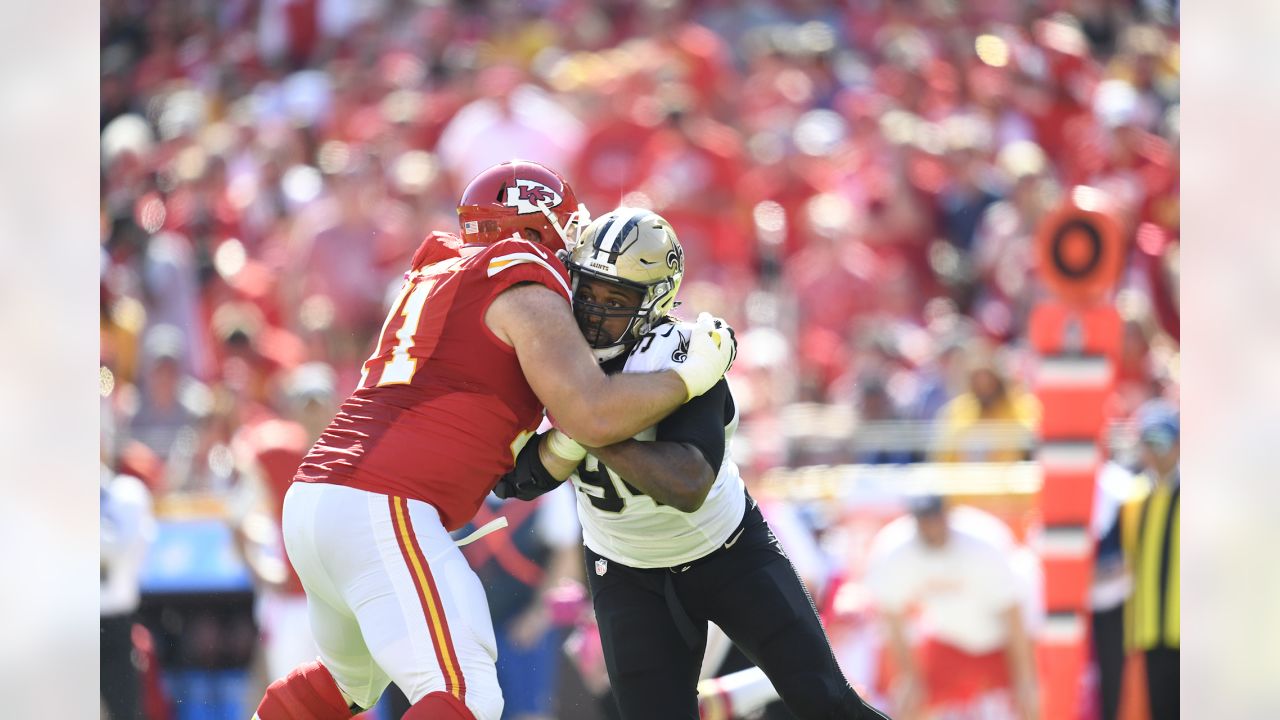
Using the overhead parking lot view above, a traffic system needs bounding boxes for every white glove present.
[674,313,737,400]
[543,428,587,463]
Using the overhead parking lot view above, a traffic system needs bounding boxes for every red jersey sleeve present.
[479,238,573,303]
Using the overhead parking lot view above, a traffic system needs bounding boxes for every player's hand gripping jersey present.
[570,319,746,568]
[295,231,570,531]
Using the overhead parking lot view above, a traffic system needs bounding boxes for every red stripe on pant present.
[389,496,467,703]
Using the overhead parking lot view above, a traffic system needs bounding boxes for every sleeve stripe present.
[487,253,572,299]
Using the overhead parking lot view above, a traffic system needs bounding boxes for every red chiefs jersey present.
[294,232,572,531]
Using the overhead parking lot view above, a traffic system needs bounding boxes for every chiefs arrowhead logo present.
[503,179,563,215]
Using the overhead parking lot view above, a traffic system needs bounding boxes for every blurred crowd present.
[100,0,1179,494]
[99,0,1179,718]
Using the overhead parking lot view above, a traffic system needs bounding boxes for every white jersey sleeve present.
[618,321,693,373]
[571,320,747,569]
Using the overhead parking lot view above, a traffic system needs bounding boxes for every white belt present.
[453,516,509,547]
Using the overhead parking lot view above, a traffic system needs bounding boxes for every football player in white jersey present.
[495,208,890,720]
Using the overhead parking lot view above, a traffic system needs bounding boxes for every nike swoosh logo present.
[724,528,745,550]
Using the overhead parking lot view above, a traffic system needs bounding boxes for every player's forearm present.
[586,439,714,512]
[499,285,693,447]
[567,371,689,447]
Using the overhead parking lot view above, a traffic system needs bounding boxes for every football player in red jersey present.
[251,160,737,720]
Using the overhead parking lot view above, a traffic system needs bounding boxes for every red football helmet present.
[456,160,582,254]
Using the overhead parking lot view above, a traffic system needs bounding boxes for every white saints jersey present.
[571,320,746,568]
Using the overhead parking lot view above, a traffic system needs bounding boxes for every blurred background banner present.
[90,0,1191,717]
[140,520,253,594]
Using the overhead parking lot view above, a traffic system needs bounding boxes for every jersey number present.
[575,458,663,513]
[359,260,459,389]
[378,277,435,385]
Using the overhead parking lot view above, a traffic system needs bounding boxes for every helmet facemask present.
[565,207,685,363]
[548,203,592,260]
[570,271,679,360]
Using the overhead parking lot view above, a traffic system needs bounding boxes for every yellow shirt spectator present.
[931,344,1041,462]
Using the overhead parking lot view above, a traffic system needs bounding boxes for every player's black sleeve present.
[492,431,564,501]
[655,377,733,473]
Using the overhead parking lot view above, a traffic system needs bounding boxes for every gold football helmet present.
[565,207,685,361]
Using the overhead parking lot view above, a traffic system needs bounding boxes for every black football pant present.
[586,496,890,720]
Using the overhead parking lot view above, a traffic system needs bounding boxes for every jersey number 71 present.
[357,259,461,389]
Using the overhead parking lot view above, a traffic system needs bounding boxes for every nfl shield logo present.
[595,558,608,576]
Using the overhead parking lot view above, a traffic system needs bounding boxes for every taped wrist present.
[544,429,587,463]
[510,431,564,501]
